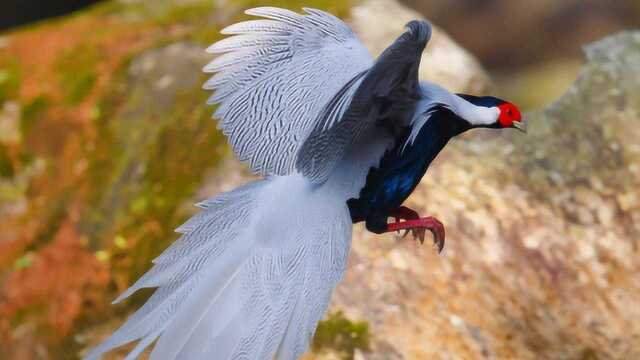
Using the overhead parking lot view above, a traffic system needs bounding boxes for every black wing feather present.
[296,20,432,182]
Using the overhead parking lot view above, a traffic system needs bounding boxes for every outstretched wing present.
[296,20,432,182]
[204,7,373,176]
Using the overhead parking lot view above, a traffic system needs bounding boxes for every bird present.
[86,6,524,360]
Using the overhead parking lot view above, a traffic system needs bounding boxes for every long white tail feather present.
[277,268,313,360]
[123,329,162,360]
[151,243,252,359]
[86,175,353,359]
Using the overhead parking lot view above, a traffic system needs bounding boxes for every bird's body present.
[348,88,474,233]
[87,7,523,360]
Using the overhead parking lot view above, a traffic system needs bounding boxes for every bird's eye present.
[506,108,512,116]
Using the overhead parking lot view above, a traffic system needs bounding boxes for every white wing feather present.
[204,7,373,176]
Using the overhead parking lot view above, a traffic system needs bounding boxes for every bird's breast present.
[348,111,458,223]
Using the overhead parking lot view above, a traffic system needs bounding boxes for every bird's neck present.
[452,94,500,127]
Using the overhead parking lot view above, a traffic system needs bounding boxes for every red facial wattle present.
[498,103,522,128]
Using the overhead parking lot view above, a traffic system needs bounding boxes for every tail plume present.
[86,176,352,360]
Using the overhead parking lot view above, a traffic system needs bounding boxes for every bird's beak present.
[512,120,527,133]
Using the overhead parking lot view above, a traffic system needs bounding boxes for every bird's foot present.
[386,209,445,253]
[389,206,420,223]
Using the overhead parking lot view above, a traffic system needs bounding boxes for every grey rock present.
[349,0,491,94]
[330,31,640,360]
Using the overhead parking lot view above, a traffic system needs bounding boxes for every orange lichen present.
[0,218,109,341]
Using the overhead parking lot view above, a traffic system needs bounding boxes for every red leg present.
[387,206,421,239]
[386,215,445,253]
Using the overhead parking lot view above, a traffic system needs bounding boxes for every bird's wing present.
[204,7,373,176]
[296,20,432,182]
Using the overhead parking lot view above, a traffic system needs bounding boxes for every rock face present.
[193,4,640,360]
[1,0,639,358]
[350,0,490,94]
[401,0,640,70]
[329,32,640,359]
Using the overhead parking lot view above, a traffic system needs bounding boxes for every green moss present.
[124,88,225,283]
[27,188,74,252]
[86,0,129,16]
[19,150,35,166]
[0,61,22,103]
[8,304,48,329]
[0,144,14,178]
[313,311,371,360]
[89,0,215,29]
[155,1,216,26]
[88,0,356,47]
[157,1,223,45]
[235,0,356,18]
[13,252,34,270]
[68,72,96,104]
[78,50,226,294]
[192,0,357,44]
[21,95,49,135]
[190,25,222,45]
[56,45,99,104]
[91,0,355,26]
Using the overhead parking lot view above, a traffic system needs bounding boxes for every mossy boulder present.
[0,0,356,358]
[2,0,638,359]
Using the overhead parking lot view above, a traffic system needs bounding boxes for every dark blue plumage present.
[348,107,471,233]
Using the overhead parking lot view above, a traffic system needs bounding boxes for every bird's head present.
[456,94,526,133]
[497,101,524,131]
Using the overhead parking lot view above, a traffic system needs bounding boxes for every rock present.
[3,0,640,358]
[191,10,640,360]
[349,0,491,94]
[329,31,640,359]
[400,0,640,70]
[0,101,20,144]
[617,192,639,211]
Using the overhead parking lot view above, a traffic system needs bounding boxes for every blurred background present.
[0,0,639,359]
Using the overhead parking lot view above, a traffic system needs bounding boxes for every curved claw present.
[386,216,446,253]
[391,207,420,238]
[426,218,445,253]
[412,227,424,244]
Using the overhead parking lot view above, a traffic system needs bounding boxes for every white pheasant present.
[87,6,524,360]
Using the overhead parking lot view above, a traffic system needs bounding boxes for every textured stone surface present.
[350,0,491,94]
[189,9,640,360]
[401,0,640,70]
[2,0,639,358]
[327,31,640,359]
